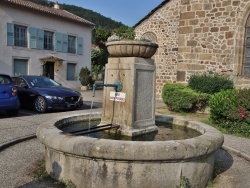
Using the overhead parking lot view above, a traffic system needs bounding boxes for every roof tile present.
[3,0,94,26]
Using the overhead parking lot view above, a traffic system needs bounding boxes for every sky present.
[58,0,164,26]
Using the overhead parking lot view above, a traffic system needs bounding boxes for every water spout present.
[92,80,123,97]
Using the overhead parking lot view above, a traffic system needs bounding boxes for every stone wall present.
[135,0,180,101]
[135,0,250,101]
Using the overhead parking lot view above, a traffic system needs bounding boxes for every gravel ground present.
[0,139,55,188]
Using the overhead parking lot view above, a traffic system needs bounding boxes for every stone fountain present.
[36,41,224,188]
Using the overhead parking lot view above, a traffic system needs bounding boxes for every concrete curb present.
[0,134,36,151]
[222,145,250,162]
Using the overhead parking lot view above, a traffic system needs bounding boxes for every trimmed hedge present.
[162,83,210,112]
[188,74,234,94]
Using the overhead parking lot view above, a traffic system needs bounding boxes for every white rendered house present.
[0,0,94,89]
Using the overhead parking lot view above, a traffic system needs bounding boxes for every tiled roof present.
[2,0,94,26]
[133,0,169,28]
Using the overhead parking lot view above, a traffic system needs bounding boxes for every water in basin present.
[60,120,201,141]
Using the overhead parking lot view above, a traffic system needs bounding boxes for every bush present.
[162,83,210,112]
[79,67,92,86]
[209,89,237,123]
[188,74,234,94]
[209,89,250,137]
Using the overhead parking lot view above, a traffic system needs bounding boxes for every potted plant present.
[106,27,158,58]
[79,66,93,90]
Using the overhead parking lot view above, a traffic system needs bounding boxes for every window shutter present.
[37,29,44,50]
[29,27,37,48]
[6,23,14,46]
[56,32,63,52]
[62,34,68,53]
[14,59,27,76]
[77,37,83,55]
[67,63,76,80]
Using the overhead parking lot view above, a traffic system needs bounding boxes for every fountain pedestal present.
[100,57,157,136]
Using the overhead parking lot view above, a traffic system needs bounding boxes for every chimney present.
[54,1,60,9]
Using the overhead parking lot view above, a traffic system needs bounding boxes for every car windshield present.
[26,77,61,87]
[0,75,12,85]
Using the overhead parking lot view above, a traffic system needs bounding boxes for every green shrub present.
[188,74,234,94]
[79,67,93,86]
[162,83,210,112]
[209,89,250,137]
[209,89,237,123]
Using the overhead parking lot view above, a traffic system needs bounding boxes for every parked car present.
[0,74,20,116]
[12,75,83,113]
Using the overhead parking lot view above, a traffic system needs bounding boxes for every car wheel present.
[34,96,46,113]
[6,109,19,116]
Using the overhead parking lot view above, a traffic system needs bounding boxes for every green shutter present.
[37,29,44,50]
[67,63,76,80]
[6,23,14,46]
[29,27,37,48]
[77,37,83,55]
[62,34,68,53]
[14,59,27,76]
[56,32,63,52]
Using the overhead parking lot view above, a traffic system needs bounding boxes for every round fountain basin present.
[61,120,201,141]
[36,112,224,188]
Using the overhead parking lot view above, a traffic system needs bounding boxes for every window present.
[140,32,157,43]
[44,31,54,50]
[14,25,27,47]
[244,27,250,77]
[67,63,76,80]
[14,59,28,76]
[68,35,76,53]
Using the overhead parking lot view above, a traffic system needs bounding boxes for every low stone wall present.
[36,112,224,188]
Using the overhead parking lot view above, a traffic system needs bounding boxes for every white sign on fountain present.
[109,91,126,102]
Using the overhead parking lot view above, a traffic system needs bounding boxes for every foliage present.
[209,89,250,137]
[60,4,124,29]
[188,74,234,94]
[180,176,191,188]
[28,0,53,6]
[91,64,103,80]
[79,67,92,86]
[93,26,112,47]
[209,89,237,123]
[91,48,107,67]
[107,26,135,41]
[162,83,210,112]
[29,0,125,29]
[91,27,110,79]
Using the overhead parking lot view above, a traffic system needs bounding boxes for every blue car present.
[12,75,83,113]
[0,74,20,116]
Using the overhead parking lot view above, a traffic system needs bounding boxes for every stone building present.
[134,0,250,101]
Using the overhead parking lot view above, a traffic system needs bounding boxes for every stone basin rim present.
[36,112,224,161]
[106,40,159,47]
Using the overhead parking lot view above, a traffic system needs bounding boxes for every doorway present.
[43,61,54,80]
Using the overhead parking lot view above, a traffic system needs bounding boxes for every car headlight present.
[45,96,63,101]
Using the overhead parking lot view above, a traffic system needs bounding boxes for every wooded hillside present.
[28,0,125,29]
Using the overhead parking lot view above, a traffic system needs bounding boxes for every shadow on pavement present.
[215,148,233,175]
